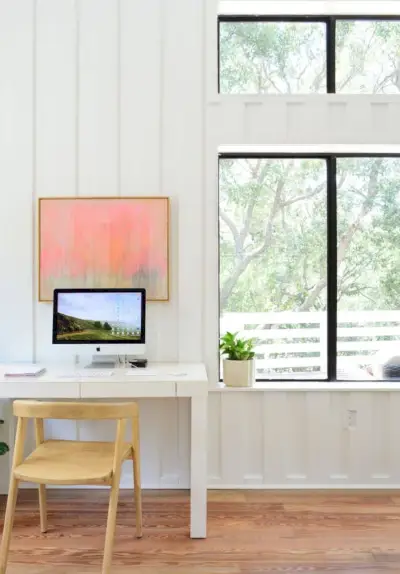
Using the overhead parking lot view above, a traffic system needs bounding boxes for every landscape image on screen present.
[55,292,143,341]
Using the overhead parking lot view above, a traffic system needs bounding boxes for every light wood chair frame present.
[0,401,142,574]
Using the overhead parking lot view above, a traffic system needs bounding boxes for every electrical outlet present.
[347,409,357,429]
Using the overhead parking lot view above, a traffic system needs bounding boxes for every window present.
[219,17,400,94]
[219,154,400,381]
[219,20,327,93]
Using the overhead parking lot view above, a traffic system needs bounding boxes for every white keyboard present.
[77,370,114,378]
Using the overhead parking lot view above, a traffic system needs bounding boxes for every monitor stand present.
[85,355,117,369]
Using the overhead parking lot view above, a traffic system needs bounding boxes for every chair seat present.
[14,440,133,485]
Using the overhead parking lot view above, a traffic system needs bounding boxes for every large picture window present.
[219,154,400,381]
[219,17,400,94]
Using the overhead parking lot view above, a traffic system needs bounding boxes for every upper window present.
[219,17,400,94]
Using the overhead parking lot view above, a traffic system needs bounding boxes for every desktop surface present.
[0,363,208,400]
[0,363,207,384]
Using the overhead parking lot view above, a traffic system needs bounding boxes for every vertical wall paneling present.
[205,0,218,99]
[327,392,349,481]
[0,0,34,362]
[208,393,222,483]
[120,0,161,197]
[348,392,373,483]
[177,398,191,486]
[243,393,263,484]
[35,0,78,365]
[285,393,308,482]
[203,140,219,383]
[159,398,179,486]
[161,0,204,362]
[78,0,118,196]
[306,392,331,483]
[371,393,390,480]
[262,392,286,484]
[327,101,348,143]
[36,0,77,200]
[388,393,400,483]
[220,393,245,484]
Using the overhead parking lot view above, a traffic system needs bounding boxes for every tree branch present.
[220,210,241,255]
[220,165,288,310]
[283,180,325,207]
[299,159,383,311]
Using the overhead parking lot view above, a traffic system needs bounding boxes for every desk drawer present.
[0,382,80,399]
[80,381,176,398]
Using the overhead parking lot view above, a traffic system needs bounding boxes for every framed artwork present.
[38,197,169,302]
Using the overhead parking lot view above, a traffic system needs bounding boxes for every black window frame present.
[219,152,400,382]
[218,15,400,94]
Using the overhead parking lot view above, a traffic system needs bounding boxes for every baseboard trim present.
[208,483,400,489]
[12,482,400,492]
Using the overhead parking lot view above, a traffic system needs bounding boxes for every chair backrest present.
[13,401,138,420]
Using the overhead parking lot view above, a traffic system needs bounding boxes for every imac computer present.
[52,288,146,367]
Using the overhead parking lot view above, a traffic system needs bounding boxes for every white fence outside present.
[220,310,400,379]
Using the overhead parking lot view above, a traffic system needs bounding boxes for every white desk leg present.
[190,395,207,538]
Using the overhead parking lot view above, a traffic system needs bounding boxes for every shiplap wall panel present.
[0,0,34,363]
[388,394,400,482]
[36,0,76,200]
[161,0,204,362]
[243,393,263,484]
[35,0,78,366]
[120,0,161,198]
[78,0,118,196]
[306,392,331,483]
[208,391,400,487]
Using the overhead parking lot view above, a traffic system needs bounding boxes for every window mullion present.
[326,17,336,93]
[327,156,337,380]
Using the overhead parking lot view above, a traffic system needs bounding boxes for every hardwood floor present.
[1,489,400,573]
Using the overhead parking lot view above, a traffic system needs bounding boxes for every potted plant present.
[220,331,256,387]
[0,419,8,456]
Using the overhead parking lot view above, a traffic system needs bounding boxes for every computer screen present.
[52,288,146,345]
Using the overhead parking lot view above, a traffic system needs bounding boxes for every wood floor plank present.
[1,490,400,573]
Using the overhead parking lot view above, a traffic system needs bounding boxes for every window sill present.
[211,381,400,392]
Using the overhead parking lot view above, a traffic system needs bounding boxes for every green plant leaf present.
[220,331,255,360]
[0,442,9,456]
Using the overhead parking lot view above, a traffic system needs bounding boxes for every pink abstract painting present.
[39,197,169,301]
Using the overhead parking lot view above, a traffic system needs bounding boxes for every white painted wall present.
[1,0,400,490]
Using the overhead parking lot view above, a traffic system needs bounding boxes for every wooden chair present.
[0,401,142,574]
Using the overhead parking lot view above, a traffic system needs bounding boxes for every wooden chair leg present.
[34,420,47,533]
[102,476,121,574]
[132,453,142,538]
[38,484,47,533]
[0,477,19,574]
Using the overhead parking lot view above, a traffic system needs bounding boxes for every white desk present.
[0,363,208,538]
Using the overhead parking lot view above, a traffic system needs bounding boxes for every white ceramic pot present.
[223,359,255,387]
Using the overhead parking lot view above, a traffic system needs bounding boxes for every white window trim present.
[219,144,400,155]
[219,1,400,16]
[211,381,400,391]
[217,144,400,390]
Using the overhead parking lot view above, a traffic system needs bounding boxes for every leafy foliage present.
[0,442,9,456]
[220,332,255,360]
[220,157,400,315]
[220,19,400,94]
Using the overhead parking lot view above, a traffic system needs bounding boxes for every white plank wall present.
[1,0,400,491]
